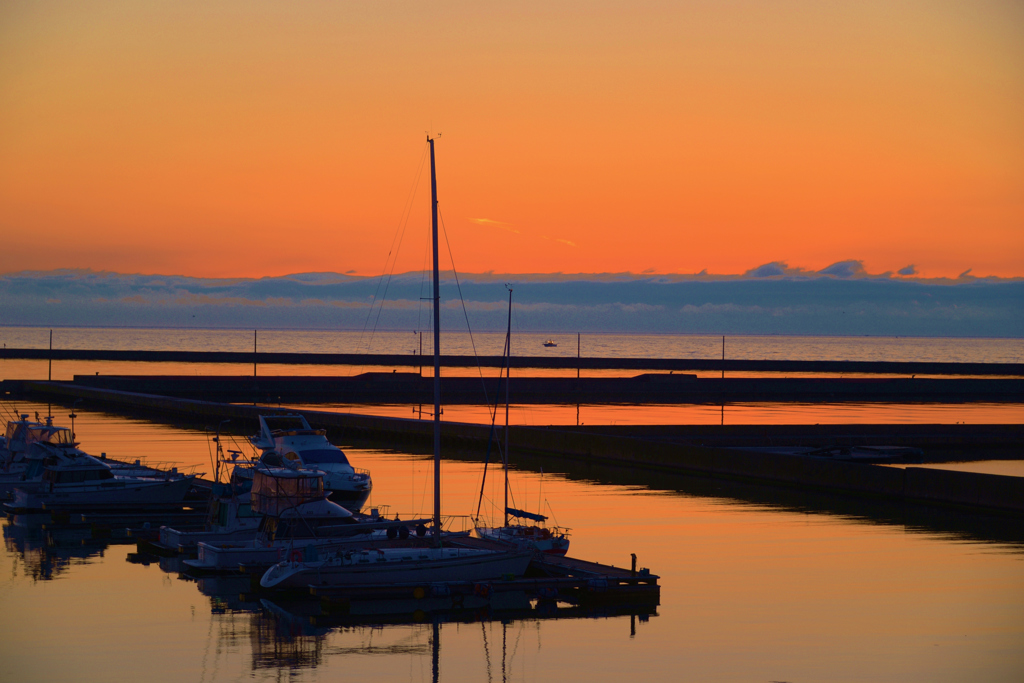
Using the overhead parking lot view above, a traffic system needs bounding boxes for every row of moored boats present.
[2,411,569,591]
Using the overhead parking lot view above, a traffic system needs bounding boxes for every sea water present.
[1,402,1022,683]
[2,325,1022,363]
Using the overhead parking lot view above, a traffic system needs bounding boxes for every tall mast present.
[429,136,442,546]
[503,286,512,527]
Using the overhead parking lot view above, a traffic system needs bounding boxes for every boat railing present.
[441,514,475,534]
[100,456,203,478]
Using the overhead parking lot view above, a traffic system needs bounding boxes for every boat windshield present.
[5,423,74,446]
[298,449,351,466]
[40,428,74,446]
[251,470,324,516]
[12,426,74,446]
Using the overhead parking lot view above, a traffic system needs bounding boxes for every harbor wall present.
[3,347,1022,375]
[15,380,1024,516]
[10,373,1023,404]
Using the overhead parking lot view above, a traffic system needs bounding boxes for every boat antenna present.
[429,135,442,547]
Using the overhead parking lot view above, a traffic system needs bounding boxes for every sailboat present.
[260,137,533,590]
[474,288,571,556]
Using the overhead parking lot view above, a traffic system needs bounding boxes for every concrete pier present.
[2,346,1022,375]
[14,380,1024,516]
[6,372,1021,404]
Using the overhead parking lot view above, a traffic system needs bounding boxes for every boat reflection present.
[196,593,654,679]
[2,513,121,581]
[166,547,655,679]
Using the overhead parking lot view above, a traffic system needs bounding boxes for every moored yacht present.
[474,288,571,556]
[8,451,197,513]
[247,415,371,510]
[260,544,533,589]
[476,508,570,556]
[259,137,536,591]
[3,414,197,501]
[183,466,425,573]
[1,415,77,496]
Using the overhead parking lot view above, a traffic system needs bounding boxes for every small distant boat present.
[542,340,557,347]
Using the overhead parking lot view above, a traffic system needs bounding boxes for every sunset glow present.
[1,1,1021,278]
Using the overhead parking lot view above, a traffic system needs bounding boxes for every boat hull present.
[9,476,196,512]
[184,531,393,573]
[476,527,570,556]
[326,486,371,511]
[158,522,261,554]
[262,547,534,589]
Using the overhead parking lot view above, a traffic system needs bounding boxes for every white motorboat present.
[261,544,533,589]
[183,466,426,573]
[9,452,197,512]
[248,414,372,510]
[2,414,195,501]
[1,415,80,497]
[155,475,260,554]
[151,428,262,555]
[259,138,534,591]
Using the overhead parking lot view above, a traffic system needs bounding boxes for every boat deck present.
[306,540,660,610]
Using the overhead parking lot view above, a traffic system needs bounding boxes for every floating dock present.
[298,544,660,616]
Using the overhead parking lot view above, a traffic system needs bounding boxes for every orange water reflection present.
[289,401,1024,426]
[1,405,1023,682]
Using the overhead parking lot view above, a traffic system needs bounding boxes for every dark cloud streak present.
[0,268,1021,337]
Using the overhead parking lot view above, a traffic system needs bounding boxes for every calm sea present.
[3,326,1023,436]
[2,326,1023,363]
[1,402,1022,683]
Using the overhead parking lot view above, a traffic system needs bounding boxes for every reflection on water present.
[2,406,1024,682]
[290,400,1024,427]
[3,513,112,581]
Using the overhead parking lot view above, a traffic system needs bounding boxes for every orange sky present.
[1,1,1022,279]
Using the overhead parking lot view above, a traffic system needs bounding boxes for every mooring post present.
[721,335,725,379]
[631,552,637,577]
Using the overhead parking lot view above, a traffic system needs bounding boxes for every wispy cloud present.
[539,235,577,247]
[469,218,520,234]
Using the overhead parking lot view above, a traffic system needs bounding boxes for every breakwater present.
[16,380,1024,516]
[6,372,1021,404]
[2,347,1022,375]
